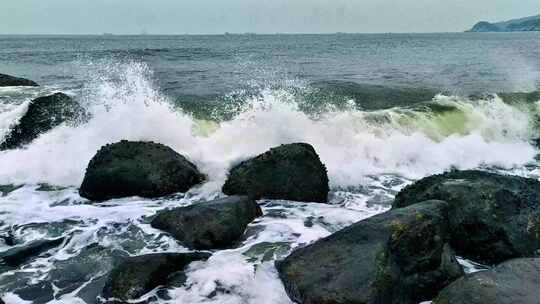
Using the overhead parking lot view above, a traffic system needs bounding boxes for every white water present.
[0,61,539,304]
[0,62,537,189]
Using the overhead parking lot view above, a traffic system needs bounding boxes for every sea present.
[1,33,540,303]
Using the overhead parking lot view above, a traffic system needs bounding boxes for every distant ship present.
[102,33,114,36]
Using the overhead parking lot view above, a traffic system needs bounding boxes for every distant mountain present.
[468,14,540,32]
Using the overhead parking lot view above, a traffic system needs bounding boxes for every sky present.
[1,0,540,34]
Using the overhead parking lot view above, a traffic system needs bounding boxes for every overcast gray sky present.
[1,0,540,34]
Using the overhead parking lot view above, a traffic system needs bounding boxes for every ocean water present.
[1,33,540,303]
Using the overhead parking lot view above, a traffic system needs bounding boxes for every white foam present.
[0,62,537,191]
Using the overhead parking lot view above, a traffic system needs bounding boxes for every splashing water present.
[0,61,539,304]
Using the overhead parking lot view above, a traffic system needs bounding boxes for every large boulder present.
[79,141,204,200]
[101,252,210,301]
[222,143,329,203]
[434,258,540,304]
[0,93,86,150]
[0,73,38,87]
[393,170,540,264]
[0,237,64,268]
[151,196,262,250]
[276,200,463,304]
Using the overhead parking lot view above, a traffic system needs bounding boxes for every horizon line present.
[0,31,479,36]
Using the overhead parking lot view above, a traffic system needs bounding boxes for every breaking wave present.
[0,61,538,190]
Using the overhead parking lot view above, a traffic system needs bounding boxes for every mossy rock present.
[394,170,540,264]
[276,200,463,304]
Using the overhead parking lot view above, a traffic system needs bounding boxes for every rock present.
[276,200,463,304]
[0,93,86,150]
[222,143,329,203]
[151,196,262,250]
[101,252,210,301]
[0,73,38,87]
[14,281,54,304]
[0,184,23,196]
[0,237,64,267]
[434,258,540,304]
[79,141,204,201]
[393,170,540,264]
[48,243,126,298]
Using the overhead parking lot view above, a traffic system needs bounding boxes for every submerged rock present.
[222,143,329,203]
[13,281,54,304]
[0,93,86,150]
[0,73,38,87]
[393,170,540,264]
[151,196,262,250]
[101,252,210,301]
[49,243,127,299]
[276,200,463,304]
[434,258,540,304]
[79,141,204,201]
[0,237,64,267]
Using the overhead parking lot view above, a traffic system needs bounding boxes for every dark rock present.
[151,196,262,250]
[0,93,86,150]
[101,252,210,301]
[222,143,329,203]
[276,201,463,304]
[0,184,23,196]
[14,281,54,304]
[0,73,38,87]
[79,140,204,201]
[393,170,540,264]
[49,243,127,298]
[434,258,540,304]
[0,237,64,267]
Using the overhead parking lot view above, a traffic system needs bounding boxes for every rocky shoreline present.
[1,73,540,303]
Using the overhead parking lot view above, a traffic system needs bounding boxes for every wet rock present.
[151,196,262,250]
[49,243,127,298]
[80,140,204,201]
[101,252,210,302]
[0,237,64,267]
[434,258,540,304]
[14,281,54,304]
[0,93,86,150]
[0,184,23,196]
[0,73,38,87]
[276,200,463,304]
[393,170,540,264]
[222,143,329,203]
